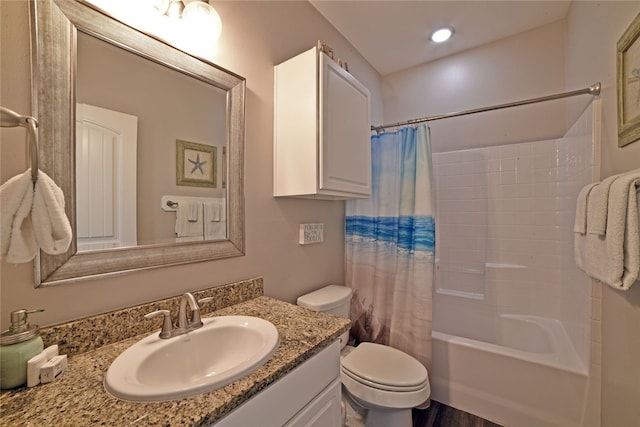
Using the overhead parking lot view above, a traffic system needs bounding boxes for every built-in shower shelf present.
[485,262,528,269]
[435,288,484,300]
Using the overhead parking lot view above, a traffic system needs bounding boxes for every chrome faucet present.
[145,292,213,339]
[177,292,202,332]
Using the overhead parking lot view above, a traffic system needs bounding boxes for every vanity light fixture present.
[183,0,222,42]
[430,26,455,43]
[154,0,222,42]
[165,0,185,18]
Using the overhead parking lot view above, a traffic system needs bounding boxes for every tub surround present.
[430,103,599,427]
[0,277,350,426]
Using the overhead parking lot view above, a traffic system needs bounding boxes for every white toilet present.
[297,285,430,427]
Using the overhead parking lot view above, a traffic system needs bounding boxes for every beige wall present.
[0,1,383,329]
[565,2,640,426]
[381,20,567,153]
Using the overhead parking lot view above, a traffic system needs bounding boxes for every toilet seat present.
[341,342,428,389]
[341,367,429,392]
[340,342,430,409]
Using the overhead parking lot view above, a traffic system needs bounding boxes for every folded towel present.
[204,220,226,240]
[0,170,37,262]
[204,199,222,222]
[187,201,199,222]
[574,182,598,234]
[576,169,640,290]
[586,173,621,235]
[31,170,73,256]
[175,201,203,238]
[203,199,226,240]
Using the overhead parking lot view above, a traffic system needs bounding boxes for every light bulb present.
[183,1,222,42]
[430,27,454,43]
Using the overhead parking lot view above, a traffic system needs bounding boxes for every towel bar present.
[161,195,225,212]
[1,106,39,183]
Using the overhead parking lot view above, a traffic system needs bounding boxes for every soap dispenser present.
[0,309,44,389]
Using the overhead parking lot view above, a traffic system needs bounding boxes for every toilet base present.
[342,394,413,427]
[343,389,413,427]
[365,408,412,427]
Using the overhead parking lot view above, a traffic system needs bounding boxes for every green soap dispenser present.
[0,309,44,389]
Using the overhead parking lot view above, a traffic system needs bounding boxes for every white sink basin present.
[104,316,279,402]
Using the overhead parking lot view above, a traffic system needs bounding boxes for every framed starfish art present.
[618,12,640,147]
[176,139,217,188]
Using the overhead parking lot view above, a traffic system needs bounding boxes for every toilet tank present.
[297,285,352,318]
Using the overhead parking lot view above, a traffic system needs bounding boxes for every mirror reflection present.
[76,32,228,251]
[32,0,245,286]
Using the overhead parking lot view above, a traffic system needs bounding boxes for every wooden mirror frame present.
[30,0,245,286]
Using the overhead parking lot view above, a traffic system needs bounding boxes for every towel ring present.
[1,106,39,183]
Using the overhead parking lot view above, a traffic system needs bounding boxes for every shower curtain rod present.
[370,82,601,132]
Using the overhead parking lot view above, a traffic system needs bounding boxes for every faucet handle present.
[145,310,173,339]
[190,297,212,327]
[198,297,214,305]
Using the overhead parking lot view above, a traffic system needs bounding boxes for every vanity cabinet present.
[214,341,342,426]
[274,46,371,200]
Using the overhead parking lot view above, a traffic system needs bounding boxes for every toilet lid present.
[341,342,428,390]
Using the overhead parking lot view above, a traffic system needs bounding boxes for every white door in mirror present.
[76,104,138,251]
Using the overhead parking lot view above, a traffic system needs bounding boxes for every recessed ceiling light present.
[430,26,455,43]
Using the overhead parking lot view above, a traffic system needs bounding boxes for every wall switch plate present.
[299,223,323,244]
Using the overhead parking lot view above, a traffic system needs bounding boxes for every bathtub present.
[431,314,590,427]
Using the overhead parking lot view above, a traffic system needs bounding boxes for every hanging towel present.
[204,199,222,222]
[203,199,226,240]
[574,182,598,234]
[175,201,203,240]
[586,173,621,235]
[187,202,199,222]
[0,170,37,262]
[31,170,73,256]
[575,169,640,290]
[0,169,71,262]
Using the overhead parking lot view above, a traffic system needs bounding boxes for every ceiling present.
[309,1,571,76]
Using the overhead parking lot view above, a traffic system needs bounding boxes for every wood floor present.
[413,401,503,427]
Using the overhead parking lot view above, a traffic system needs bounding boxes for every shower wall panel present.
[433,102,596,365]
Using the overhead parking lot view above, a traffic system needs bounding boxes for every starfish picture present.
[188,153,208,175]
[177,140,216,187]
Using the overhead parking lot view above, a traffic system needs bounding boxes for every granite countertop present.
[0,296,350,426]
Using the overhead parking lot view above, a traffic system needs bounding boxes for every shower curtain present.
[346,124,435,370]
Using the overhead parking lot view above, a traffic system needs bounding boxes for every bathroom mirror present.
[30,0,245,286]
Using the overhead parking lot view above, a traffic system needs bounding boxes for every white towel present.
[175,201,203,239]
[31,170,73,256]
[0,170,37,262]
[187,202,199,222]
[586,173,621,235]
[203,199,226,240]
[574,182,598,234]
[0,169,72,263]
[575,169,640,290]
[203,199,225,222]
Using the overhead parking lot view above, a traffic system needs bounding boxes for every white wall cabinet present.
[214,341,342,426]
[274,46,371,199]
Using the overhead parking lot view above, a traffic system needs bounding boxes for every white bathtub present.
[431,315,591,427]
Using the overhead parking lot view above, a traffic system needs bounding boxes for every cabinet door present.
[319,54,371,197]
[284,379,342,427]
[213,342,340,427]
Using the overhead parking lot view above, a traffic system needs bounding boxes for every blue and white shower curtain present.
[346,124,435,371]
